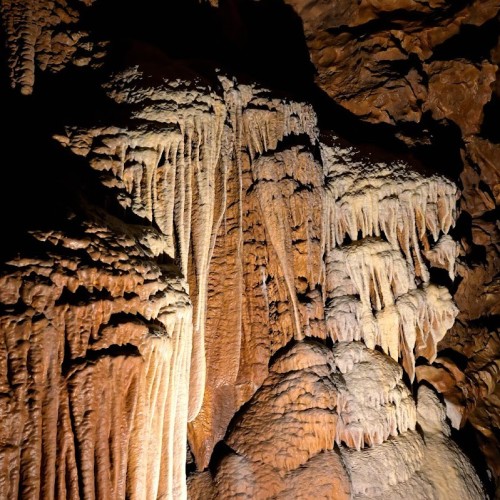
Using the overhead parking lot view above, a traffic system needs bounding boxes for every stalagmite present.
[335,367,485,500]
[332,342,416,449]
[208,341,485,499]
[333,385,487,499]
[339,430,428,498]
[201,341,351,499]
[226,341,342,471]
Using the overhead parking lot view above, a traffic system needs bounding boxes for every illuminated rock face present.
[0,218,194,499]
[0,1,497,499]
[190,344,486,499]
[0,68,485,499]
[282,0,499,133]
[1,0,106,95]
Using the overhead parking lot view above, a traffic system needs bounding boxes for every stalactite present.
[59,68,232,422]
[0,215,193,499]
[322,142,459,283]
[325,238,458,381]
[323,136,460,382]
[0,0,104,94]
[0,32,482,495]
[424,234,459,280]
[185,77,325,469]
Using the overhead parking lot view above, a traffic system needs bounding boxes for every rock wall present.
[0,0,498,498]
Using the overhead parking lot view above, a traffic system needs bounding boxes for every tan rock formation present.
[0,0,498,497]
[0,0,106,95]
[284,0,500,130]
[200,342,484,499]
[423,60,497,137]
[0,216,194,498]
[274,0,500,486]
[338,385,485,499]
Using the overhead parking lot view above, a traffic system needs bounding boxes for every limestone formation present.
[1,0,106,95]
[192,343,484,500]
[0,216,194,498]
[338,385,485,499]
[283,0,500,133]
[0,0,498,498]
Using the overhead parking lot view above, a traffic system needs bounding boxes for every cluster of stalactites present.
[325,238,458,381]
[220,75,318,160]
[332,342,417,450]
[59,68,228,278]
[0,0,105,95]
[0,218,195,499]
[56,69,230,422]
[321,142,459,283]
[58,71,319,273]
[55,69,320,422]
[424,234,459,280]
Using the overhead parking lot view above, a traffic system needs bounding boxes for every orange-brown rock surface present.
[0,215,195,498]
[276,0,500,492]
[0,0,499,498]
[284,0,500,131]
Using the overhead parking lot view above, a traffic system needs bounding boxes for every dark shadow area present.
[0,60,170,262]
[55,285,114,306]
[468,314,500,331]
[186,442,198,477]
[428,267,455,292]
[207,440,236,475]
[481,93,500,143]
[86,0,316,96]
[451,422,496,498]
[431,17,500,63]
[61,343,141,377]
[450,210,491,267]
[400,365,413,391]
[436,348,469,371]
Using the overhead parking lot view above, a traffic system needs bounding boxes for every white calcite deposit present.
[1,58,483,498]
[322,142,459,282]
[325,238,458,381]
[332,342,417,450]
[322,141,460,382]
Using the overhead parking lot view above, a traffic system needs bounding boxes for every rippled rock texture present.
[0,0,498,498]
